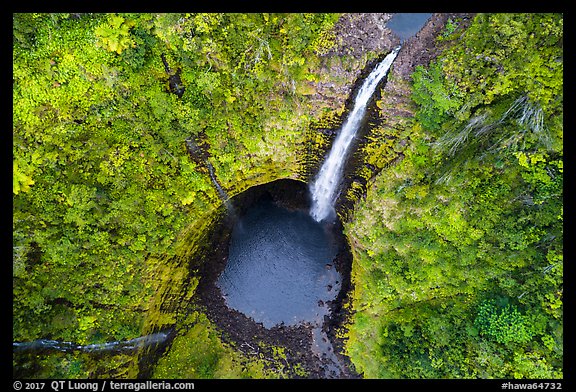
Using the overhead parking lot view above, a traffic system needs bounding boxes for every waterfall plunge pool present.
[195,179,354,377]
[199,179,352,330]
[217,197,341,329]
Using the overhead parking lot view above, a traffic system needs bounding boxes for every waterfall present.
[309,47,401,222]
[207,161,238,220]
[207,161,229,203]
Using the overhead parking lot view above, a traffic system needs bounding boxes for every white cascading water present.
[310,47,401,222]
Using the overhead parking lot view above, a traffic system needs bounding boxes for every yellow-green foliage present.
[13,12,369,379]
[344,13,562,379]
[13,160,35,195]
[14,11,562,380]
[152,312,276,379]
[360,129,398,169]
[140,204,223,337]
[95,14,136,54]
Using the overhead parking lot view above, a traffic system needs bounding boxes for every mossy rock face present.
[152,312,278,379]
[296,82,318,96]
[335,87,416,223]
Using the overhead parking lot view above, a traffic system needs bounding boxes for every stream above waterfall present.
[386,13,433,41]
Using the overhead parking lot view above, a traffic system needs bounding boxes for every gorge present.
[13,12,563,381]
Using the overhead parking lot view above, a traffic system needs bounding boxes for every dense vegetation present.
[13,13,562,379]
[345,13,563,378]
[13,12,349,378]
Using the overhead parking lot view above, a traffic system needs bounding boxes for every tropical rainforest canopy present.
[13,12,562,379]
